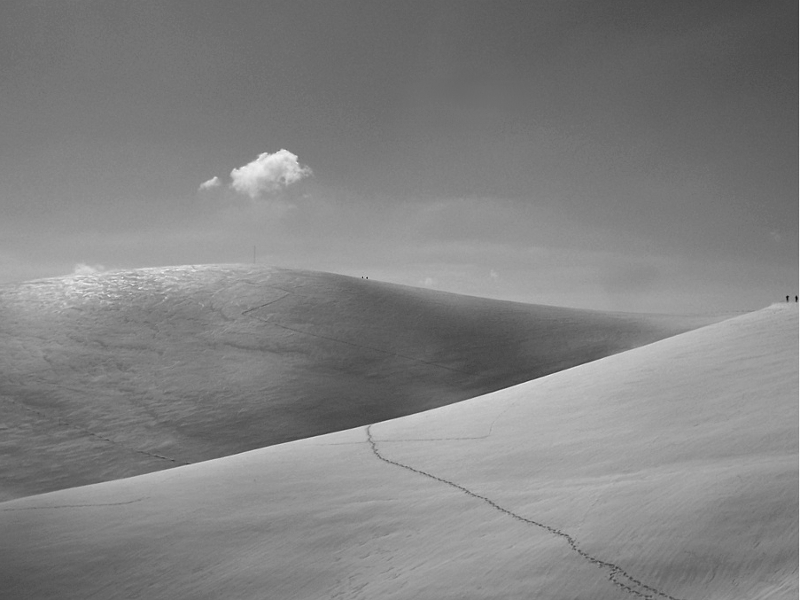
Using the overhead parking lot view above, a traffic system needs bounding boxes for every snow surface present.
[0,264,725,499]
[0,304,795,599]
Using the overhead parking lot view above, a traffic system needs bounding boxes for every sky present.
[1,0,796,313]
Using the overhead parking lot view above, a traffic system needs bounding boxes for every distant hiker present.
[796,295,798,303]
[787,296,790,302]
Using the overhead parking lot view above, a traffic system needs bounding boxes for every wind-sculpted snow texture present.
[0,306,795,599]
[0,264,723,499]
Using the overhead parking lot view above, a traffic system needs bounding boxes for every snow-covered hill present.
[0,264,722,499]
[1,303,793,599]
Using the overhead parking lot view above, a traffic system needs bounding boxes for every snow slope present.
[0,305,794,600]
[0,264,723,499]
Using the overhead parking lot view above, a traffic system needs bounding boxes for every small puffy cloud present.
[770,230,782,243]
[198,176,222,192]
[489,269,499,281]
[230,149,312,198]
[71,263,105,276]
[420,276,436,287]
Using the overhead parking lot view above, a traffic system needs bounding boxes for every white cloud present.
[230,149,312,198]
[71,263,105,276]
[198,176,222,191]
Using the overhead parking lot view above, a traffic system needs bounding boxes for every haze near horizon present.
[1,0,796,313]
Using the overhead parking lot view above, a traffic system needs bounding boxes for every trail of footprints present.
[365,424,687,600]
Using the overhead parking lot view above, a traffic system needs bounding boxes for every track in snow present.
[0,497,149,512]
[366,424,688,600]
[5,396,190,466]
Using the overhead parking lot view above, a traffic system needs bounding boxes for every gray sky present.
[1,0,796,312]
